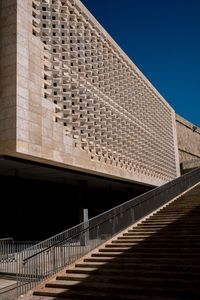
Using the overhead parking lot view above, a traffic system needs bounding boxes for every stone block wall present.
[176,114,200,163]
[0,0,180,186]
[0,0,17,154]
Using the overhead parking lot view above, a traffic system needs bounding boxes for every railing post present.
[52,246,56,272]
[112,216,116,236]
[131,207,135,223]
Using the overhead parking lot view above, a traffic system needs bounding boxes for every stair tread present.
[85,256,200,262]
[58,274,89,279]
[42,279,200,296]
[75,262,200,270]
[75,262,106,267]
[93,250,200,256]
[47,278,200,289]
[33,287,180,300]
[67,267,97,272]
[104,245,200,249]
[61,269,200,279]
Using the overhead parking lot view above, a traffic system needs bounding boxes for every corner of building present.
[0,0,17,156]
[176,114,200,173]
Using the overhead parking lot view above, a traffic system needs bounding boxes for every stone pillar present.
[78,180,87,222]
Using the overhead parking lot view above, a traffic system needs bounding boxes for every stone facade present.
[0,0,17,155]
[0,0,180,186]
[176,114,200,163]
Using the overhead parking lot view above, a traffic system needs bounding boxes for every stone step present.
[95,249,200,256]
[159,209,199,211]
[126,233,200,238]
[136,225,171,228]
[140,220,177,223]
[119,239,200,244]
[85,256,200,264]
[154,213,194,216]
[146,216,185,219]
[126,229,165,232]
[53,274,200,289]
[145,214,199,223]
[156,209,197,211]
[136,224,200,228]
[121,234,200,238]
[117,237,148,241]
[64,267,200,279]
[150,215,186,218]
[75,262,106,268]
[105,240,200,247]
[97,250,200,257]
[66,268,99,274]
[42,279,200,298]
[113,238,200,244]
[84,257,113,263]
[45,278,200,292]
[33,287,177,300]
[114,241,200,246]
[128,228,200,232]
[75,261,200,273]
[122,232,158,236]
[141,221,200,225]
[103,245,200,251]
[155,209,190,212]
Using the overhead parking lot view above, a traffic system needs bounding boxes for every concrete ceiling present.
[0,155,153,191]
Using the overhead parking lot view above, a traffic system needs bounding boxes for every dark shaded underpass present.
[0,156,152,241]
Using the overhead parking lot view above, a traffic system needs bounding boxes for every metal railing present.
[0,239,37,274]
[16,168,200,297]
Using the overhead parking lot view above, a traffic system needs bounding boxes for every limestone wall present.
[0,0,180,187]
[0,0,17,154]
[176,114,200,163]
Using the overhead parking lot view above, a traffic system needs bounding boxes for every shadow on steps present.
[34,190,200,300]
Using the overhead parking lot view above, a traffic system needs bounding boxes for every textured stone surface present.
[181,159,200,173]
[176,114,200,163]
[0,0,180,187]
[0,0,17,155]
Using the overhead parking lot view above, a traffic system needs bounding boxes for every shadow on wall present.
[180,159,200,174]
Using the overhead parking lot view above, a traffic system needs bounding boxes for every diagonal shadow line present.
[38,190,200,300]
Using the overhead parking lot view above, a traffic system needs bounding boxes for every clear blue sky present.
[81,0,200,127]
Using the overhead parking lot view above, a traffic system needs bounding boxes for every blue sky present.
[81,0,200,127]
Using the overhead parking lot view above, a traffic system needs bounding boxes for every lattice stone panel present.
[31,0,178,182]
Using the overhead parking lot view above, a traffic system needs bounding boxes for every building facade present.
[0,0,182,187]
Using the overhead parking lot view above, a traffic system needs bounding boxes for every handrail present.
[22,231,86,263]
[17,167,200,297]
[22,180,181,262]
[21,168,200,263]
[0,237,14,242]
[21,170,188,260]
[0,240,38,277]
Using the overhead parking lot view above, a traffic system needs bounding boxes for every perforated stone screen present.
[30,0,179,183]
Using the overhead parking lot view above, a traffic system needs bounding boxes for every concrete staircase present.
[33,184,200,300]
